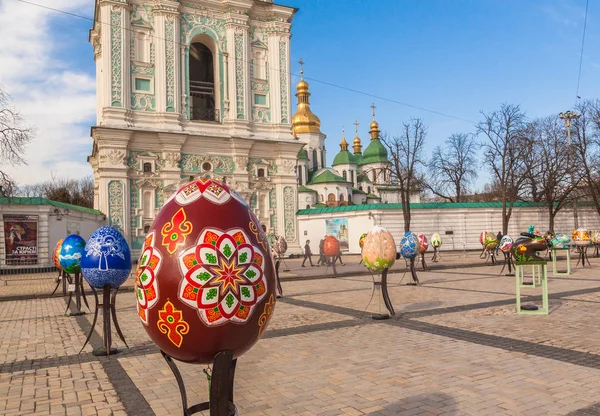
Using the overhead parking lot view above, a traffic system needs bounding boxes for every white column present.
[267,32,281,125]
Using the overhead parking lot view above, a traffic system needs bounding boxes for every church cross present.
[371,103,376,119]
[353,120,359,134]
[299,58,304,79]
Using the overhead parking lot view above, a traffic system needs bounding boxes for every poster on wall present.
[3,214,38,265]
[326,218,349,251]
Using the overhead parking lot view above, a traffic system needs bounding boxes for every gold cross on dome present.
[299,58,305,78]
[353,120,359,134]
[371,103,376,119]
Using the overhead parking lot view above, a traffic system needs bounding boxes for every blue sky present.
[1,0,598,190]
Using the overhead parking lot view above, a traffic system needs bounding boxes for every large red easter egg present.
[323,236,340,256]
[135,179,276,364]
[417,234,428,254]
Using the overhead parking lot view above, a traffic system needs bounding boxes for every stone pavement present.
[1,249,600,415]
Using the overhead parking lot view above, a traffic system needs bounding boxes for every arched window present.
[367,186,371,194]
[189,42,216,121]
[371,170,376,182]
[143,224,151,233]
[359,186,363,191]
[342,170,347,180]
[257,168,265,178]
[350,170,354,184]
[320,194,324,201]
[339,194,345,202]
[143,191,152,219]
[328,193,335,202]
[321,150,325,168]
[143,162,152,173]
[306,204,310,209]
[312,149,318,170]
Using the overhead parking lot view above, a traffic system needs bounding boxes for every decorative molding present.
[283,186,296,242]
[278,40,288,123]
[180,154,235,174]
[252,107,270,123]
[100,149,126,166]
[180,13,227,51]
[234,33,245,119]
[108,180,125,234]
[110,9,123,107]
[235,156,248,171]
[269,189,278,235]
[281,159,296,174]
[164,152,181,169]
[165,19,176,112]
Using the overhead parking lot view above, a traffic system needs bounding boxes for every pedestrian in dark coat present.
[302,240,314,267]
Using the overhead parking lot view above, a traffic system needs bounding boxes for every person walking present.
[317,238,326,266]
[334,249,345,265]
[301,240,314,267]
[496,230,503,256]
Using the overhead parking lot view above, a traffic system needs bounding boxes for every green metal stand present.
[551,247,571,276]
[515,261,548,315]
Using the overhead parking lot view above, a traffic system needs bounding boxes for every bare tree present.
[381,118,427,232]
[525,116,579,232]
[16,175,94,208]
[572,99,600,218]
[0,86,33,194]
[427,133,478,202]
[477,103,529,235]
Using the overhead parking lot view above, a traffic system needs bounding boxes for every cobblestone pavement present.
[2,250,600,415]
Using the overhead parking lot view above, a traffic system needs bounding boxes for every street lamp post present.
[559,110,581,229]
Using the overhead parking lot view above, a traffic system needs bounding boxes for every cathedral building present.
[88,0,404,256]
[88,0,303,254]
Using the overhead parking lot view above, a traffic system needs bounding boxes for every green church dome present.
[332,150,356,166]
[360,138,388,165]
[297,149,308,160]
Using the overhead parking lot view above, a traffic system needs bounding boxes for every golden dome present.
[291,61,321,137]
[352,120,362,154]
[340,128,349,151]
[369,103,380,140]
[370,119,379,130]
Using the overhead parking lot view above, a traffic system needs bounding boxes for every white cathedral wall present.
[298,205,600,254]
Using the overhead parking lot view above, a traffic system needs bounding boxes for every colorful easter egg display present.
[81,226,132,289]
[52,239,64,270]
[484,232,498,250]
[361,226,396,272]
[572,229,591,247]
[59,234,86,274]
[591,231,600,244]
[136,179,276,364]
[359,233,367,249]
[479,231,487,246]
[400,232,419,259]
[550,233,571,248]
[417,234,429,254]
[499,236,513,253]
[513,238,548,263]
[323,236,340,257]
[431,233,442,248]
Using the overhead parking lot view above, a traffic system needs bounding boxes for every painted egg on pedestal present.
[81,226,131,289]
[499,236,513,253]
[479,231,487,246]
[431,233,442,248]
[59,234,86,274]
[52,239,64,270]
[484,232,498,250]
[136,179,276,364]
[323,236,340,257]
[273,236,288,257]
[361,226,396,272]
[359,233,367,249]
[550,233,571,248]
[572,229,591,247]
[400,232,419,259]
[417,234,429,254]
[591,231,600,244]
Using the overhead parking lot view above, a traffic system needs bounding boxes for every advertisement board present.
[325,218,349,251]
[3,214,38,265]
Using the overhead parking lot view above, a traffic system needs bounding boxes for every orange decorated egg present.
[323,236,340,257]
[361,226,396,272]
[136,179,276,364]
[52,239,63,270]
[417,234,428,254]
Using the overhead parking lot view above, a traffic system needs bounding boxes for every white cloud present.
[0,0,96,185]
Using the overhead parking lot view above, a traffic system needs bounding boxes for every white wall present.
[297,205,600,254]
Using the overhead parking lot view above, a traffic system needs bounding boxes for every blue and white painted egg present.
[550,233,571,248]
[59,234,87,274]
[399,231,419,259]
[81,226,131,289]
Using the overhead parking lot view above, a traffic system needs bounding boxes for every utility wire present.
[576,0,590,100]
[15,0,476,124]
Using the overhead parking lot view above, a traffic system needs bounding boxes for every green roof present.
[352,188,367,195]
[313,202,327,208]
[0,197,104,216]
[366,193,381,199]
[356,174,371,183]
[332,150,357,166]
[361,138,388,165]
[298,185,317,193]
[297,201,549,215]
[309,169,349,185]
[297,149,308,160]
